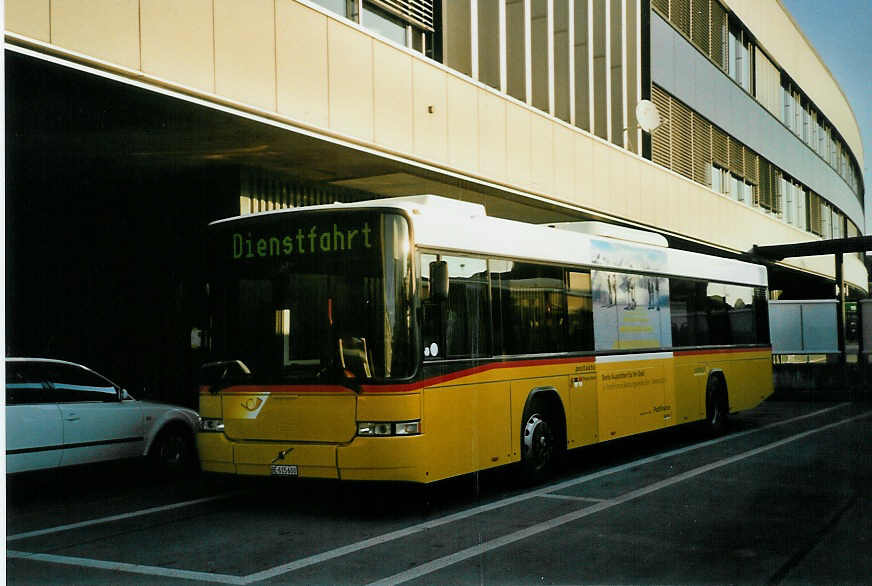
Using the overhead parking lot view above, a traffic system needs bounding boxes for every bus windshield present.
[209,211,414,384]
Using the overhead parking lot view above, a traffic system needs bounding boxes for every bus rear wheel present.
[521,402,559,484]
[705,376,729,436]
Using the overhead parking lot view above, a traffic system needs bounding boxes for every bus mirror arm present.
[430,261,449,302]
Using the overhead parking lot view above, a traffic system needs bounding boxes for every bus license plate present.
[271,464,298,477]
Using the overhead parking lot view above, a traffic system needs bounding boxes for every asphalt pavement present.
[6,398,871,584]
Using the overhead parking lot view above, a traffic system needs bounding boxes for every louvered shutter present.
[711,126,728,169]
[651,85,672,169]
[692,113,712,184]
[710,1,727,70]
[691,0,710,54]
[728,138,744,176]
[747,154,759,205]
[808,192,821,234]
[672,0,691,37]
[371,0,434,31]
[652,0,669,16]
[671,99,694,180]
[773,171,783,217]
[758,158,772,210]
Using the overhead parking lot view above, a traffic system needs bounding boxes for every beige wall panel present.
[607,149,629,218]
[214,0,276,111]
[653,169,674,232]
[328,19,374,142]
[5,0,51,42]
[637,163,659,228]
[141,0,214,92]
[552,125,575,201]
[530,115,554,195]
[51,0,140,69]
[726,0,862,163]
[276,0,328,127]
[373,41,413,154]
[590,141,610,215]
[620,152,642,224]
[676,181,697,237]
[697,188,718,240]
[506,104,532,188]
[574,133,595,208]
[412,60,448,163]
[477,91,507,179]
[446,77,479,173]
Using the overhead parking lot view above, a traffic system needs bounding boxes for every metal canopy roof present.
[752,236,872,261]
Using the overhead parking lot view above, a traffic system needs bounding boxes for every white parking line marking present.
[7,491,245,542]
[368,410,872,585]
[6,550,247,585]
[538,494,608,503]
[7,403,851,584]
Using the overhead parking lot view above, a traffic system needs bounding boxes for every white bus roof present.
[216,195,768,287]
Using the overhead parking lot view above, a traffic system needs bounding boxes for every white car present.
[5,358,200,475]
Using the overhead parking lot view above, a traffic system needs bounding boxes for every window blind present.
[371,0,434,31]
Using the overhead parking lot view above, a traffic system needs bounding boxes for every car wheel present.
[150,426,196,475]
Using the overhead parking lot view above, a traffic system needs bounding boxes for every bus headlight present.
[199,417,225,432]
[357,420,420,436]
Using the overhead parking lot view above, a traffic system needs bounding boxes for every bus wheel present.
[705,376,729,436]
[521,402,558,484]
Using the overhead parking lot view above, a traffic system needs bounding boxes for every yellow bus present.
[197,195,773,483]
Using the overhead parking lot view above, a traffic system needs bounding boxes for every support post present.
[835,252,845,363]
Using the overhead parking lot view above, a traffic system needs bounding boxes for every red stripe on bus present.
[362,356,595,394]
[198,356,595,396]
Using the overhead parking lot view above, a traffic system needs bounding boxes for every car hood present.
[137,400,199,427]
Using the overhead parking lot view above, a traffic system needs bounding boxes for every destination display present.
[230,221,374,260]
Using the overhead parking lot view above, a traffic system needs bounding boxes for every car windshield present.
[209,210,414,384]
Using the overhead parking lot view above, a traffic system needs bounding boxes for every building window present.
[726,17,752,92]
[363,2,408,45]
[310,0,354,19]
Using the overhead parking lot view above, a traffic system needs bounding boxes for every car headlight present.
[357,420,420,436]
[199,417,225,432]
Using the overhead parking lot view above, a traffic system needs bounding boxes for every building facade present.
[4,0,867,399]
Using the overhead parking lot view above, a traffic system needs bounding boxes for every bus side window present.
[420,254,443,360]
[566,271,594,351]
[491,261,566,355]
[444,256,491,358]
[420,254,491,359]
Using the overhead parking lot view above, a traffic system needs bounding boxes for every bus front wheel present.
[705,375,729,436]
[521,401,559,484]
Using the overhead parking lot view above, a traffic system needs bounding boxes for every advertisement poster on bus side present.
[590,240,672,351]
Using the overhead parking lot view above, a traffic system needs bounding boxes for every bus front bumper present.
[197,433,428,483]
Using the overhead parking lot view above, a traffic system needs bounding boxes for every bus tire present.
[520,398,562,484]
[704,375,729,436]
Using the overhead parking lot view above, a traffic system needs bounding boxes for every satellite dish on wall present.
[635,100,661,132]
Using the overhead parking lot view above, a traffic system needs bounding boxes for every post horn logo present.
[241,397,264,411]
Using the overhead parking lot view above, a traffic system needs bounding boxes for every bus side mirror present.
[339,336,372,378]
[199,360,251,393]
[430,261,449,302]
